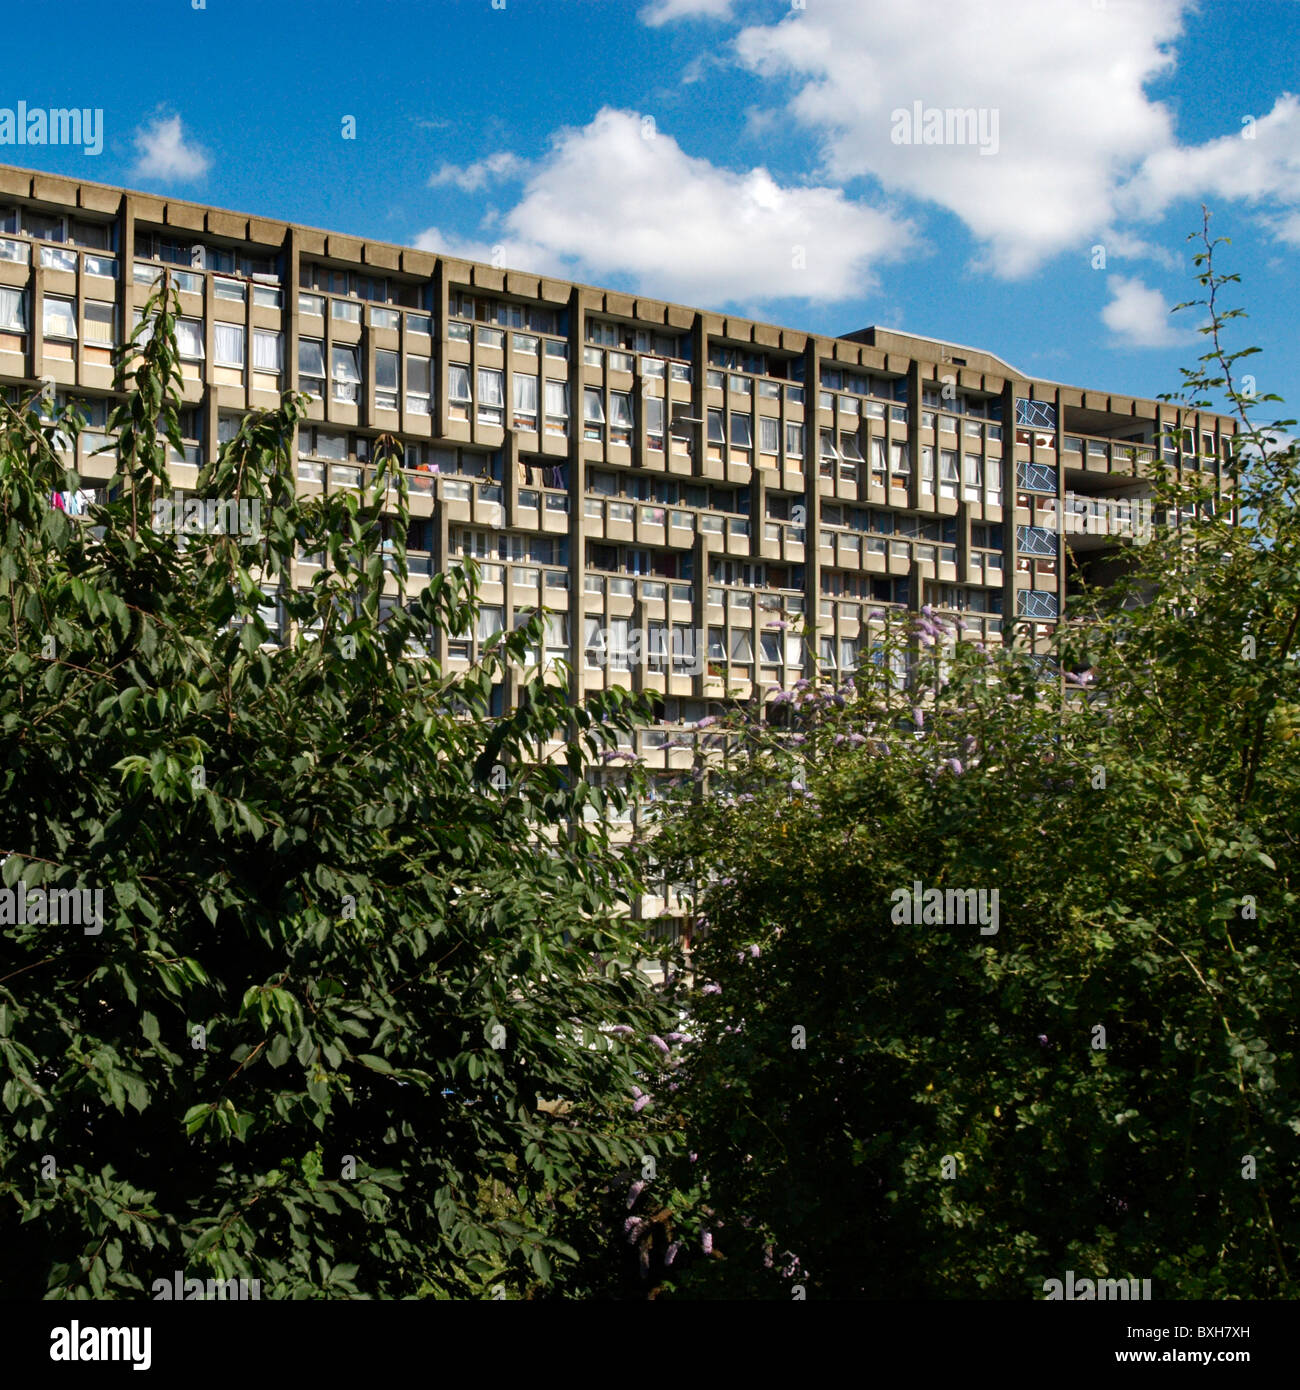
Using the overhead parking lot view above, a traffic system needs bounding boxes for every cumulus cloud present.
[131,114,210,182]
[640,0,735,26]
[1123,93,1300,246]
[1100,275,1195,348]
[730,0,1185,278]
[429,151,530,193]
[414,108,913,306]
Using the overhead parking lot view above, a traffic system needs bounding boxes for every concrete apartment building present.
[0,164,1239,928]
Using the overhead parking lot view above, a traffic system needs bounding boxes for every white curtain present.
[214,323,244,367]
[448,364,471,402]
[175,318,204,359]
[513,373,538,413]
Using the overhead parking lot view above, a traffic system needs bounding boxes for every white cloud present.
[131,114,209,182]
[1095,227,1179,270]
[429,151,530,193]
[1100,275,1194,348]
[640,0,735,26]
[1124,94,1300,246]
[731,0,1186,277]
[414,108,913,306]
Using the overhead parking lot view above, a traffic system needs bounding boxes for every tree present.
[647,220,1299,1299]
[0,279,677,1300]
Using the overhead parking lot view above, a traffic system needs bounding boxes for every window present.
[448,364,472,403]
[42,295,77,340]
[785,422,804,458]
[375,350,399,411]
[40,244,77,272]
[300,293,324,317]
[840,432,864,462]
[760,416,779,453]
[964,454,984,498]
[610,391,634,445]
[645,396,664,450]
[729,629,754,663]
[890,441,910,476]
[940,449,959,500]
[513,373,538,430]
[583,387,605,441]
[477,606,504,647]
[544,379,569,436]
[332,299,362,323]
[213,322,245,368]
[300,338,326,396]
[608,617,631,671]
[332,345,361,403]
[0,237,28,265]
[83,301,115,345]
[477,368,505,425]
[407,356,431,415]
[26,211,65,242]
[921,445,936,495]
[253,330,283,378]
[731,414,753,449]
[707,409,725,446]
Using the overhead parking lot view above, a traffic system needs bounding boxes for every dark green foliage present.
[0,282,676,1299]
[648,224,1299,1299]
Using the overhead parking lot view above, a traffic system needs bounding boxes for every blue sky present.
[4,0,1297,418]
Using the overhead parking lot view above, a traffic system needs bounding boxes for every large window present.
[544,379,569,436]
[213,323,245,368]
[448,363,472,405]
[173,318,204,361]
[253,329,283,382]
[610,391,634,445]
[785,422,804,458]
[84,300,115,345]
[730,414,753,449]
[513,372,538,430]
[300,338,325,398]
[760,416,779,453]
[646,396,664,451]
[332,345,361,403]
[375,350,399,411]
[583,387,605,441]
[42,296,78,340]
[476,368,504,426]
[407,356,431,415]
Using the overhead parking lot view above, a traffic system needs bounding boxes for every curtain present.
[175,318,204,359]
[253,331,283,372]
[0,286,27,331]
[448,364,471,402]
[214,323,244,367]
[513,373,538,413]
